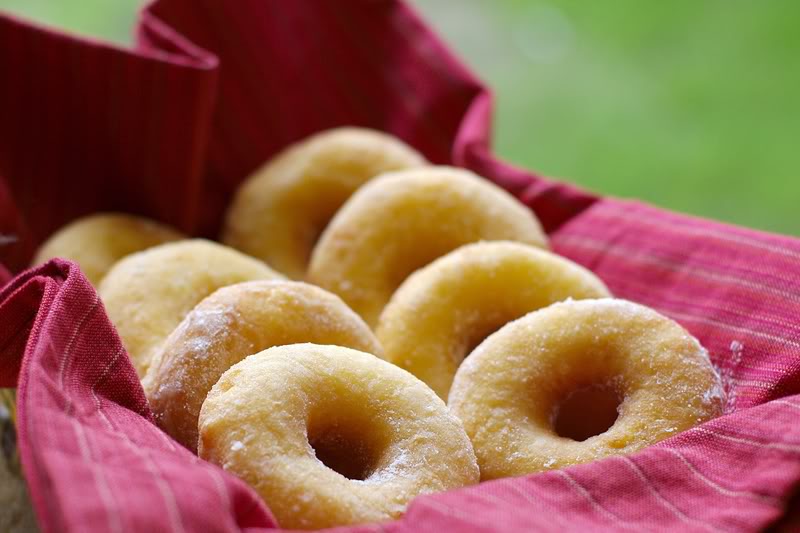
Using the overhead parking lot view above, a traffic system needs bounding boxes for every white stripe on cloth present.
[70,418,124,533]
[554,469,641,531]
[696,427,800,454]
[618,456,727,533]
[557,234,800,308]
[592,206,800,263]
[50,290,186,532]
[660,448,780,505]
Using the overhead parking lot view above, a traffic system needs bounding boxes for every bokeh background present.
[2,0,798,235]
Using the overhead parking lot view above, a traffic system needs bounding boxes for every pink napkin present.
[2,1,799,531]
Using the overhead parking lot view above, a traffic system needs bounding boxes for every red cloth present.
[1,1,799,531]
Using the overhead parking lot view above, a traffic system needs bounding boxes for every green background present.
[2,0,798,235]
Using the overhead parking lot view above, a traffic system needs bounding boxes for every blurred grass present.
[2,0,798,235]
[0,0,140,42]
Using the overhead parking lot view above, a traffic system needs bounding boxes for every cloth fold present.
[1,1,799,531]
[0,260,277,531]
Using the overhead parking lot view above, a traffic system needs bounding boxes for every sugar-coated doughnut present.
[199,343,479,529]
[449,299,725,479]
[98,239,283,378]
[145,280,382,451]
[32,213,183,285]
[222,127,426,279]
[377,241,611,399]
[308,166,548,326]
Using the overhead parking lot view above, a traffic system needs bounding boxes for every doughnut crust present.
[308,166,548,326]
[222,127,426,279]
[199,344,479,529]
[32,213,183,285]
[449,299,725,479]
[145,280,382,451]
[376,241,611,399]
[98,239,283,378]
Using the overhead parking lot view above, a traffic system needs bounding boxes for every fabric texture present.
[1,1,799,531]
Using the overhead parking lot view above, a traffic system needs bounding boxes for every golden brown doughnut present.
[98,239,283,377]
[32,213,183,285]
[376,241,611,399]
[199,343,479,529]
[449,298,725,479]
[222,127,426,279]
[144,280,382,451]
[308,166,548,326]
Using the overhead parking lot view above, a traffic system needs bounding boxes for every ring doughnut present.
[222,127,426,278]
[198,343,479,529]
[448,298,725,479]
[32,213,184,285]
[376,241,611,399]
[308,166,548,326]
[98,239,283,377]
[145,280,382,451]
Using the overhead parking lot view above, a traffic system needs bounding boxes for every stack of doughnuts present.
[33,126,724,529]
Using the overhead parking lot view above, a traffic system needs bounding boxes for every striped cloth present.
[1,1,799,531]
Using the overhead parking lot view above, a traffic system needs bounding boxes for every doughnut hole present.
[301,220,325,261]
[308,422,380,481]
[282,183,354,277]
[306,398,392,481]
[462,317,510,361]
[552,383,623,442]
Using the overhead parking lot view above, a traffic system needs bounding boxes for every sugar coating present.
[145,280,383,451]
[714,340,744,413]
[308,166,549,327]
[448,298,726,480]
[222,127,426,279]
[376,241,611,399]
[198,343,479,530]
[98,239,283,378]
[32,212,184,286]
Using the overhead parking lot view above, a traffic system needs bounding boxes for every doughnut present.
[222,127,426,279]
[98,239,283,378]
[449,298,725,479]
[198,343,479,529]
[376,241,611,399]
[308,166,548,326]
[31,212,183,285]
[144,280,383,451]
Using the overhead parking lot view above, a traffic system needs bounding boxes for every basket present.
[1,1,800,531]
